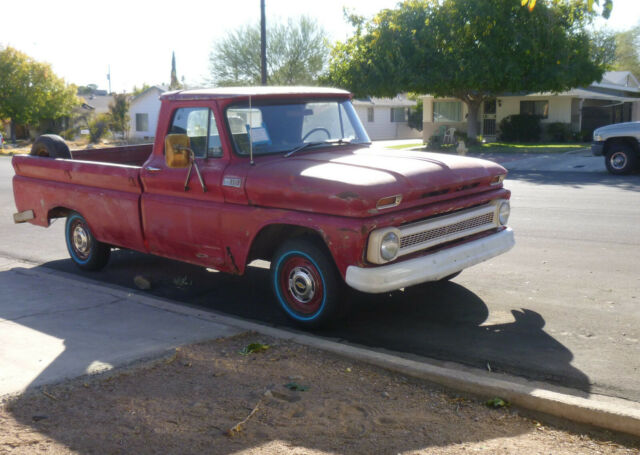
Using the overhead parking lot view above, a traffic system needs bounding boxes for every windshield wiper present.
[284,138,353,158]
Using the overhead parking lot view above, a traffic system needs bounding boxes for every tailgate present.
[12,155,146,252]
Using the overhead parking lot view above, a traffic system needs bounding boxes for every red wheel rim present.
[278,255,324,315]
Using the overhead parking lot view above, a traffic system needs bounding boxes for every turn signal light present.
[376,195,402,210]
[490,175,506,186]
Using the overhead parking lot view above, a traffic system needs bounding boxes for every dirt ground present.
[1,333,638,455]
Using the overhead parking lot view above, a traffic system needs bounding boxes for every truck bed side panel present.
[12,156,146,252]
[71,144,153,166]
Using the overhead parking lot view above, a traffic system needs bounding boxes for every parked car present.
[12,86,514,327]
[591,122,640,174]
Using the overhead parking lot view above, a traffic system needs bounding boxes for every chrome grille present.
[400,212,495,249]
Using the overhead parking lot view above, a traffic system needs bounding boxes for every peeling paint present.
[335,191,360,200]
[226,247,239,274]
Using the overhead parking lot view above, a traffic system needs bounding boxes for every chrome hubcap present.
[73,225,90,255]
[288,267,315,303]
[611,152,627,170]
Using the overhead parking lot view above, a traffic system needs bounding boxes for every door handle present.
[145,166,162,172]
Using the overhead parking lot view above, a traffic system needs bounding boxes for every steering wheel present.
[302,127,331,142]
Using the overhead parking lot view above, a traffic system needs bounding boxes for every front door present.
[482,99,497,137]
[140,103,229,268]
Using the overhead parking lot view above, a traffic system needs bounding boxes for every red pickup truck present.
[12,87,514,327]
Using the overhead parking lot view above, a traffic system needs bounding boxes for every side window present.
[169,107,221,158]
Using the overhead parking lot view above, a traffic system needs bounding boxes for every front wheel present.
[605,144,637,175]
[65,212,110,271]
[271,238,341,328]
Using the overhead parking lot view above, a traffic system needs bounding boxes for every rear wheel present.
[30,134,71,159]
[271,238,341,328]
[65,212,110,271]
[605,143,637,175]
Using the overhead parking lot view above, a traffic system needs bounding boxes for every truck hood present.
[595,121,640,137]
[244,146,507,217]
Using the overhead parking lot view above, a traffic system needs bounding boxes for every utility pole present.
[260,0,267,85]
[107,65,111,94]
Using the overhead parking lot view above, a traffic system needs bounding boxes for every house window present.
[520,100,549,118]
[135,113,149,132]
[367,107,374,122]
[433,101,462,123]
[390,107,407,122]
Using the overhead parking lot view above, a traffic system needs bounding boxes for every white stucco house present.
[353,95,422,140]
[128,86,167,139]
[420,71,640,142]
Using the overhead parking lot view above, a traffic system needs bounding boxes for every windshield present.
[225,99,370,156]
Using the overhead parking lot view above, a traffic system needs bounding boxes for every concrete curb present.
[3,258,640,438]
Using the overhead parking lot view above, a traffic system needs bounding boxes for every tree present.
[77,84,99,95]
[325,0,610,138]
[612,25,640,78]
[108,93,130,138]
[0,46,79,142]
[131,83,152,97]
[169,52,182,90]
[208,16,328,86]
[523,0,612,17]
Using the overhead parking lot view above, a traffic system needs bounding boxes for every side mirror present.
[165,134,192,168]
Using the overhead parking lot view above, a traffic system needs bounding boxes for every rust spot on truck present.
[335,191,360,200]
[226,247,240,274]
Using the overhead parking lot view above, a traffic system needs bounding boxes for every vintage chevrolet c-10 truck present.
[12,87,514,327]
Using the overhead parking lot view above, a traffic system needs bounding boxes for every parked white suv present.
[592,122,640,175]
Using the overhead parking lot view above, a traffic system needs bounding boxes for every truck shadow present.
[38,249,592,398]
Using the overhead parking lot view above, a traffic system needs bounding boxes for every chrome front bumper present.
[345,228,515,293]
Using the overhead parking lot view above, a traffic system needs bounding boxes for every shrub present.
[88,113,111,143]
[61,128,77,141]
[545,122,573,142]
[408,99,423,131]
[498,114,541,142]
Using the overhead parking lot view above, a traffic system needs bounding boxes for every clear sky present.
[2,0,638,93]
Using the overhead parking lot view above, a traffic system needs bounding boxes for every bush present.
[408,98,423,131]
[61,128,77,141]
[88,113,111,143]
[498,114,541,142]
[545,122,573,142]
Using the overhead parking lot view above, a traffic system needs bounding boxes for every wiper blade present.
[284,141,324,158]
[284,138,353,158]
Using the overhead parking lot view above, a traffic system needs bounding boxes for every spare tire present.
[30,134,71,158]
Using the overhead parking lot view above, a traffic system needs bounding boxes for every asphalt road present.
[2,153,639,402]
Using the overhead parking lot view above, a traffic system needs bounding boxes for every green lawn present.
[467,142,590,154]
[384,142,425,150]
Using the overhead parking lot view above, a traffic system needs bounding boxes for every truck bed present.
[69,143,153,166]
[12,144,153,253]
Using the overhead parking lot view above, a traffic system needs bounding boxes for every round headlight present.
[498,201,510,225]
[380,231,400,261]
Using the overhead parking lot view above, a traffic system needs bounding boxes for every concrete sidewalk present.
[0,257,239,398]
